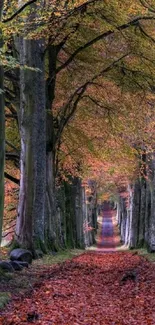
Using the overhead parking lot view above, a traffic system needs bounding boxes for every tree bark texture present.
[148,155,155,251]
[16,38,46,251]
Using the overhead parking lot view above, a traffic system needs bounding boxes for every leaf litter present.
[1,251,155,325]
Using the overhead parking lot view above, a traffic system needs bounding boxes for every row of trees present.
[117,151,155,252]
[1,0,155,253]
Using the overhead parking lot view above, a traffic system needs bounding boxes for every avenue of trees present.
[1,0,155,254]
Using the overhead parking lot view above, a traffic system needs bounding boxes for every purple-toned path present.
[97,202,120,251]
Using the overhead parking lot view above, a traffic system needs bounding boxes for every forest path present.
[96,202,121,252]
[1,251,155,324]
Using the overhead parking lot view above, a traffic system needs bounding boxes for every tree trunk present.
[148,155,155,251]
[138,177,146,247]
[128,180,141,248]
[43,44,59,250]
[45,151,59,250]
[16,38,46,251]
[144,181,151,248]
[82,186,89,247]
[56,185,66,248]
[0,0,4,243]
[84,180,97,246]
[125,185,133,247]
[120,197,127,243]
[74,178,84,248]
[64,181,75,248]
[116,199,121,227]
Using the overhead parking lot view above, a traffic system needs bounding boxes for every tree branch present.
[3,0,38,23]
[55,85,87,144]
[4,172,20,185]
[139,0,155,13]
[56,15,155,75]
[56,53,129,143]
[5,113,17,119]
[138,22,155,42]
[5,152,20,164]
[83,95,115,114]
[5,140,19,152]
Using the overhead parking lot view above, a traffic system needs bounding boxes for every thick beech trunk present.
[16,38,46,251]
[44,45,59,250]
[0,0,4,243]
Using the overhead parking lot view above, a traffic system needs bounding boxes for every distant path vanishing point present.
[97,202,120,251]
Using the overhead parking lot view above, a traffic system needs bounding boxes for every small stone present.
[17,261,29,268]
[121,271,137,283]
[9,261,23,271]
[0,261,14,273]
[10,248,33,264]
[27,311,39,322]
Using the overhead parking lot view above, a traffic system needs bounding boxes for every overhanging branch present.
[139,0,155,13]
[4,172,20,185]
[55,53,129,143]
[56,15,155,75]
[3,0,38,23]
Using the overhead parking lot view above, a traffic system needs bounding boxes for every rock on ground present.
[10,249,32,264]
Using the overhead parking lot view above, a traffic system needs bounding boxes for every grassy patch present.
[129,248,155,262]
[138,248,155,262]
[33,249,84,265]
[0,292,11,309]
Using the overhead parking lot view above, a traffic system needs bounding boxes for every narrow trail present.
[96,202,121,252]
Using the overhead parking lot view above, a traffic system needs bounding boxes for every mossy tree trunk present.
[44,45,59,250]
[15,38,46,252]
